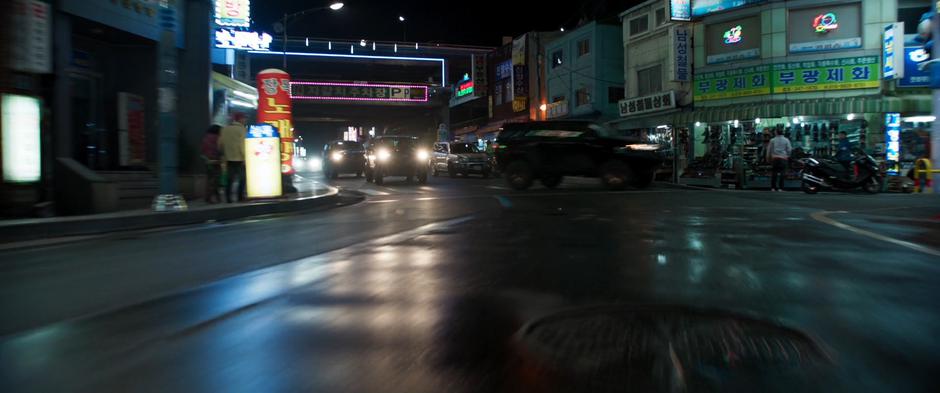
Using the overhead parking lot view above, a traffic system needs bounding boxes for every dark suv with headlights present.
[322,140,365,179]
[494,121,664,190]
[364,136,429,185]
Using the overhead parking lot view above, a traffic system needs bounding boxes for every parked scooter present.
[800,149,882,194]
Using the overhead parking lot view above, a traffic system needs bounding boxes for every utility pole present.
[153,0,185,211]
[932,5,940,192]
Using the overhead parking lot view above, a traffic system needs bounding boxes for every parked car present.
[493,121,664,190]
[431,142,492,178]
[364,136,429,185]
[322,141,365,179]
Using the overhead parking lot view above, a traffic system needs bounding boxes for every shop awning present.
[676,95,932,125]
[477,115,530,135]
[211,72,258,97]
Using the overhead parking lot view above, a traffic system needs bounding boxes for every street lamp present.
[399,16,407,41]
[280,2,345,69]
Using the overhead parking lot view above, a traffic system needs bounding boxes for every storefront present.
[682,0,931,189]
[211,72,258,125]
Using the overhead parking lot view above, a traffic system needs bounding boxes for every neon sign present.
[456,80,474,97]
[813,13,838,33]
[290,81,429,102]
[723,25,742,44]
[885,113,901,175]
[215,0,250,28]
[215,29,272,51]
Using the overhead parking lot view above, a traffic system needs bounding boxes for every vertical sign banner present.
[215,0,250,27]
[472,54,488,98]
[512,35,527,66]
[885,113,901,175]
[257,69,294,175]
[9,0,52,74]
[673,26,691,82]
[117,93,146,166]
[2,94,42,183]
[245,124,282,198]
[883,23,904,80]
[670,0,691,21]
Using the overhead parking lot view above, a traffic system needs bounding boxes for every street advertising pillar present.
[245,124,282,198]
[256,69,295,183]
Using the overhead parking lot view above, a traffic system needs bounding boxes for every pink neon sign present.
[290,81,430,102]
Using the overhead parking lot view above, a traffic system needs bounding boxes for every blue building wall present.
[545,22,624,121]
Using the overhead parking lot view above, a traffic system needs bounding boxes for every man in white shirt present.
[766,128,792,192]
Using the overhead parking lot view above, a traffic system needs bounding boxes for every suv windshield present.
[449,143,479,154]
[375,138,416,149]
[334,142,363,151]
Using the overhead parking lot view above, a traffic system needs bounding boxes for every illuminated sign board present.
[245,124,282,198]
[885,113,900,175]
[900,47,931,87]
[813,13,838,33]
[215,29,272,51]
[257,69,294,175]
[723,25,742,44]
[692,0,762,18]
[670,0,692,21]
[456,80,474,97]
[290,82,429,102]
[215,0,250,27]
[883,23,904,80]
[1,94,42,183]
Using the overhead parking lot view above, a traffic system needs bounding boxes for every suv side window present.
[433,143,447,154]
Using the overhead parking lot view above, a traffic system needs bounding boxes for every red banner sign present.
[257,69,294,175]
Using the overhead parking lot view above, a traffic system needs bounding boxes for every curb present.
[0,188,358,244]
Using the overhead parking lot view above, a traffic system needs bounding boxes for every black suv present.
[364,136,430,185]
[322,140,365,179]
[494,121,664,190]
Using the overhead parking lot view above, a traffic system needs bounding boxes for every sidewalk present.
[0,182,356,244]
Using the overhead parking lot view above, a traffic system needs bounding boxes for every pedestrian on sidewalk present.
[219,113,248,203]
[767,127,792,192]
[201,125,222,203]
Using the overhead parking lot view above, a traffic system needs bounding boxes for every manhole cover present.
[515,305,832,393]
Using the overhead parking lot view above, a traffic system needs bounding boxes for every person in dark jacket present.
[201,125,222,203]
[835,131,854,170]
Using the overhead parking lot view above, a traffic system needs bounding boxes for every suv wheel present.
[417,171,428,184]
[505,161,533,190]
[448,164,458,178]
[365,169,373,183]
[374,170,385,185]
[540,175,562,189]
[600,160,632,191]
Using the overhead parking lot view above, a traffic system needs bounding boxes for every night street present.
[1,177,938,392]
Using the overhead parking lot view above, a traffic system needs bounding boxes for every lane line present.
[365,199,399,204]
[355,189,391,196]
[810,211,940,257]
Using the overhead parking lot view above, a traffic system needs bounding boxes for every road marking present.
[810,211,940,257]
[356,189,390,196]
[487,186,510,190]
[365,199,398,204]
[414,197,438,201]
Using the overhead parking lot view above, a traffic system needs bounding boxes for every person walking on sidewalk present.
[201,125,222,203]
[219,113,247,203]
[767,127,792,192]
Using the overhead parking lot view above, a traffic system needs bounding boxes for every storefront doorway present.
[69,72,104,169]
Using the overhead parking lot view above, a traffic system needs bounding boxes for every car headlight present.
[331,152,343,161]
[310,158,323,171]
[623,144,661,151]
[415,149,429,161]
[377,149,391,161]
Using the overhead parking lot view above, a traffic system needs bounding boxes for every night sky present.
[252,0,642,46]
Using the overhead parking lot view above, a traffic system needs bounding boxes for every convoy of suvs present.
[317,120,666,190]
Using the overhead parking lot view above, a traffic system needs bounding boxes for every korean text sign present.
[257,69,294,175]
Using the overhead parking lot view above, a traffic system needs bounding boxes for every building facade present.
[677,0,932,188]
[544,21,625,122]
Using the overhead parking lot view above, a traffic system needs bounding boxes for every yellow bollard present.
[913,158,940,193]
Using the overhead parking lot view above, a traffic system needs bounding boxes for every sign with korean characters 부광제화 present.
[619,91,676,118]
[693,65,771,101]
[257,69,294,175]
[244,123,282,198]
[773,56,879,93]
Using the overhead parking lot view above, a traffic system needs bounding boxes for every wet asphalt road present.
[1,173,939,392]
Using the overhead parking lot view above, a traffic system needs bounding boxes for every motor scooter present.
[800,149,882,194]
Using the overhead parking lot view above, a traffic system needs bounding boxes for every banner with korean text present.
[257,69,294,175]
